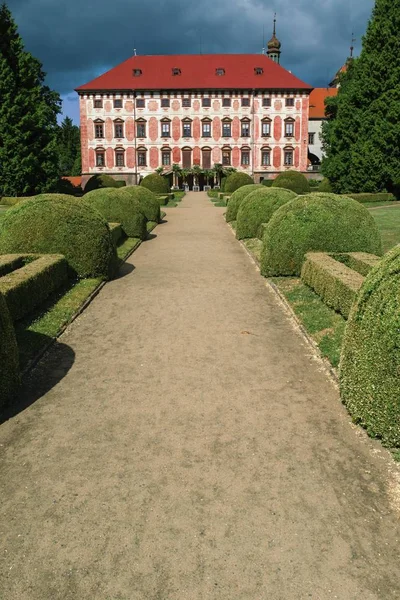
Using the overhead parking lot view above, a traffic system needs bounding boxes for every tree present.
[0,3,61,196]
[172,163,182,188]
[56,116,81,176]
[321,0,400,193]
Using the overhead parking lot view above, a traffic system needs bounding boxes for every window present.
[261,149,271,166]
[162,150,171,166]
[241,150,250,165]
[286,98,295,107]
[161,98,170,108]
[172,68,181,76]
[308,132,315,145]
[222,97,231,107]
[133,69,142,77]
[182,148,191,168]
[182,98,191,107]
[202,97,211,107]
[182,121,192,137]
[114,99,122,108]
[94,99,102,108]
[285,120,294,137]
[96,151,105,167]
[284,150,294,166]
[115,150,125,167]
[202,149,211,169]
[262,120,271,137]
[263,97,271,107]
[241,120,250,137]
[242,97,250,107]
[222,148,231,166]
[255,67,263,75]
[202,121,211,137]
[161,121,170,137]
[114,122,124,138]
[95,123,104,138]
[136,98,145,108]
[222,121,231,137]
[137,150,147,166]
[136,121,146,138]
[216,68,225,76]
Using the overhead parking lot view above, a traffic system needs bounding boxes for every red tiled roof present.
[76,54,312,92]
[309,88,338,119]
[62,176,82,187]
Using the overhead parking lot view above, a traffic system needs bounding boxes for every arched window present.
[161,146,171,166]
[261,117,272,138]
[284,117,295,138]
[284,146,294,166]
[114,119,124,139]
[202,146,212,169]
[95,147,105,167]
[241,146,251,166]
[136,118,146,138]
[137,146,147,167]
[261,146,271,167]
[182,146,192,168]
[115,147,125,167]
[222,146,231,166]
[241,118,251,138]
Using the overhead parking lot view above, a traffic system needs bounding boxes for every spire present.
[350,32,356,58]
[267,13,281,64]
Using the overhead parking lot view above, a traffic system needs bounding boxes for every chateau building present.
[308,87,338,167]
[76,28,313,188]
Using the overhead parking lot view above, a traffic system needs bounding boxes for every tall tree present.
[321,0,400,193]
[56,117,81,176]
[0,3,61,196]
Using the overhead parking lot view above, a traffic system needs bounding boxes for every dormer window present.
[216,68,225,76]
[172,68,181,76]
[133,69,142,77]
[255,67,263,75]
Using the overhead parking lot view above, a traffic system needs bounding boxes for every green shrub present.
[156,195,169,206]
[261,179,274,187]
[346,192,396,203]
[333,252,381,277]
[0,255,68,321]
[236,188,296,240]
[0,254,29,277]
[207,190,219,198]
[225,184,264,222]
[84,174,119,193]
[108,223,124,246]
[119,186,161,222]
[224,172,254,194]
[260,193,383,277]
[0,197,32,206]
[140,173,170,194]
[0,195,117,279]
[0,291,20,409]
[84,188,148,239]
[318,178,333,193]
[115,181,126,189]
[301,253,364,319]
[308,179,320,188]
[272,170,310,195]
[220,177,227,192]
[340,244,400,447]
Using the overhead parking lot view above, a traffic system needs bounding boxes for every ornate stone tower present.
[267,14,281,64]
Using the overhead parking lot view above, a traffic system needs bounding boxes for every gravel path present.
[0,192,399,599]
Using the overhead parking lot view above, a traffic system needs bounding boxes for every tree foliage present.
[322,0,400,194]
[0,3,61,196]
[56,116,81,176]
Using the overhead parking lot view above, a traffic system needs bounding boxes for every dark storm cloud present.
[6,0,375,121]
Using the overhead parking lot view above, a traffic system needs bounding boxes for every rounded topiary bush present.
[0,195,117,279]
[0,292,20,410]
[272,170,310,195]
[236,188,296,240]
[261,179,274,187]
[224,172,254,194]
[119,186,161,222]
[140,173,170,194]
[318,178,333,193]
[225,184,264,222]
[84,174,119,193]
[340,245,400,447]
[84,188,148,239]
[260,193,383,277]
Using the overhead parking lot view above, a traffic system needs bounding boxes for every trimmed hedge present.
[83,188,147,239]
[119,186,161,222]
[318,178,333,193]
[220,177,227,192]
[224,172,254,194]
[333,252,381,277]
[261,179,274,187]
[109,223,124,246]
[225,184,264,222]
[272,170,310,195]
[0,197,33,206]
[261,193,383,277]
[0,254,29,277]
[140,173,170,194]
[0,291,20,409]
[346,192,396,204]
[0,255,68,322]
[0,195,117,279]
[236,188,296,240]
[84,174,119,193]
[301,252,364,319]
[340,244,400,447]
[156,195,169,206]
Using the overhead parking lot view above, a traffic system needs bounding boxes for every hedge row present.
[0,254,31,277]
[0,292,20,409]
[346,192,396,203]
[0,255,68,322]
[340,244,400,448]
[333,252,382,277]
[0,197,32,206]
[301,253,364,319]
[156,195,169,206]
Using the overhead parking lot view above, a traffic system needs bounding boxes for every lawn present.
[368,205,400,252]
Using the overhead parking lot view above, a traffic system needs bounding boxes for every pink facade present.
[79,90,311,186]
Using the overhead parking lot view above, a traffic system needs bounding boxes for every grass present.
[243,238,262,262]
[363,201,400,209]
[117,237,141,261]
[368,205,400,252]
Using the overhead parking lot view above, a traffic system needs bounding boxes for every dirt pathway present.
[0,192,399,600]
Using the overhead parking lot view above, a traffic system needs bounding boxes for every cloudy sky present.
[7,0,375,124]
